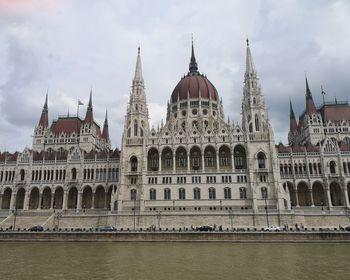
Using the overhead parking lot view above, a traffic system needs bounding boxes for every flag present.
[78,100,84,106]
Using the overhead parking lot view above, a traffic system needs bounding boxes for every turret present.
[305,76,317,115]
[85,89,93,125]
[38,93,49,128]
[102,109,110,141]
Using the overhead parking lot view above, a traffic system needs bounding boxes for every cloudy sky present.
[0,0,349,151]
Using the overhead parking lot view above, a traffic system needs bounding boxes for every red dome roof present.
[171,73,219,103]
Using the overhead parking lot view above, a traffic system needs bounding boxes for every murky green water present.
[0,242,349,280]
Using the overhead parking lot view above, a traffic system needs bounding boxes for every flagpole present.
[321,85,326,105]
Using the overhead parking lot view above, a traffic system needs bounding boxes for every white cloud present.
[0,0,349,151]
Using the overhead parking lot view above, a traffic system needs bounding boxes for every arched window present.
[193,188,201,200]
[190,146,201,171]
[257,152,266,169]
[130,189,137,201]
[234,145,247,169]
[208,187,216,199]
[330,161,336,174]
[224,187,231,199]
[219,146,231,168]
[134,120,138,136]
[71,168,77,180]
[204,146,216,169]
[161,147,173,170]
[239,187,247,199]
[147,148,159,171]
[179,188,186,200]
[130,156,138,172]
[164,188,171,200]
[176,147,187,170]
[255,114,260,131]
[150,189,156,200]
[20,169,25,181]
[261,187,268,199]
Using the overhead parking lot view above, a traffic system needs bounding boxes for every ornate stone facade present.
[1,40,350,221]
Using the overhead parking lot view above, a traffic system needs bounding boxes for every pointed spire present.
[245,38,256,76]
[189,37,198,73]
[133,46,144,84]
[102,109,109,140]
[38,93,49,128]
[305,76,317,114]
[289,98,298,132]
[85,88,93,125]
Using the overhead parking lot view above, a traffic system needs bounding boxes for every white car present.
[263,225,281,232]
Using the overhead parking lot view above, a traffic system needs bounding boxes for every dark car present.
[345,226,350,231]
[98,226,117,232]
[196,226,213,232]
[29,226,44,232]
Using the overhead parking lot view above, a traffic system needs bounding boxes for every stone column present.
[216,151,219,172]
[187,153,190,172]
[326,187,333,208]
[91,191,95,209]
[37,192,42,210]
[201,154,205,172]
[158,154,162,172]
[10,193,16,210]
[104,191,108,209]
[62,190,68,210]
[172,154,176,172]
[0,194,3,209]
[343,185,350,208]
[23,190,29,211]
[309,188,314,207]
[50,193,55,210]
[295,189,300,207]
[76,191,82,212]
[231,152,235,172]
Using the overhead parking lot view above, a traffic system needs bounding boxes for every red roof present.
[277,143,290,153]
[51,117,82,135]
[291,145,304,153]
[339,141,350,151]
[110,148,120,158]
[306,142,319,152]
[319,103,350,122]
[171,73,219,103]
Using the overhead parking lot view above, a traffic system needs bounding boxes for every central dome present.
[170,42,219,103]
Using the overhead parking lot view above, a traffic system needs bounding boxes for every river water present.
[0,242,349,280]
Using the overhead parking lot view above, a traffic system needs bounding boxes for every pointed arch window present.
[255,114,260,131]
[330,161,336,174]
[134,120,138,136]
[130,189,137,201]
[224,187,231,199]
[164,188,171,200]
[261,187,268,199]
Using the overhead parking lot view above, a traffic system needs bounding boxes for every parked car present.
[345,226,350,231]
[196,226,214,232]
[98,226,117,232]
[29,225,44,232]
[263,225,281,232]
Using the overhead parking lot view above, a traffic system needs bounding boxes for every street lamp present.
[264,197,269,227]
[228,209,234,231]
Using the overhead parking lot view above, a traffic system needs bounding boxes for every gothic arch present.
[68,187,78,209]
[175,146,187,171]
[330,182,343,206]
[1,188,12,209]
[218,145,232,169]
[147,148,159,171]
[94,185,106,209]
[233,145,247,169]
[161,147,173,171]
[190,146,202,171]
[285,181,297,207]
[297,181,311,206]
[82,186,93,209]
[53,187,64,209]
[312,181,325,206]
[204,145,216,169]
[29,187,40,210]
[16,188,25,209]
[42,187,52,209]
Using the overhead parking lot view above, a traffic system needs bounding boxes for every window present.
[179,188,186,200]
[208,187,216,199]
[130,189,137,201]
[257,152,266,169]
[71,168,77,180]
[261,187,268,199]
[164,188,171,200]
[330,161,336,174]
[224,187,231,199]
[234,145,247,169]
[239,187,247,199]
[130,156,138,172]
[150,189,156,200]
[193,188,201,200]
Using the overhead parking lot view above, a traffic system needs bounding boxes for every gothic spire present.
[245,38,256,76]
[189,38,198,73]
[102,109,109,140]
[289,98,298,132]
[85,88,93,125]
[133,46,144,85]
[305,76,317,114]
[38,92,49,128]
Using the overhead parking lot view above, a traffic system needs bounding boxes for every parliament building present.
[1,41,350,229]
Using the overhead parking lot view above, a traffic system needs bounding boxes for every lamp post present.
[228,209,234,231]
[264,197,269,227]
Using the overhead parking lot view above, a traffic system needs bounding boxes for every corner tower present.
[117,47,150,211]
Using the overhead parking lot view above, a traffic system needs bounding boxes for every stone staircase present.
[0,211,52,230]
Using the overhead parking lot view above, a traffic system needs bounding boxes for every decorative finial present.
[138,44,140,55]
[246,38,249,47]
